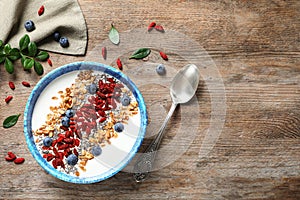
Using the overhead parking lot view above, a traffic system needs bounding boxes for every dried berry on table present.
[38,5,45,16]
[22,81,31,87]
[159,51,168,61]
[14,157,25,164]
[116,58,123,70]
[47,58,53,67]
[102,47,107,60]
[8,81,15,90]
[155,25,165,32]
[148,21,156,31]
[5,95,13,104]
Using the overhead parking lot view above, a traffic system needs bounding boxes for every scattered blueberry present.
[156,64,166,75]
[65,109,75,118]
[66,154,78,166]
[24,20,35,32]
[59,37,69,48]
[91,146,102,157]
[61,116,70,127]
[114,122,124,133]
[53,31,61,42]
[87,83,97,94]
[121,95,131,106]
[43,137,53,147]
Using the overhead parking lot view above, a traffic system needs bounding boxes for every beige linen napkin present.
[0,0,87,55]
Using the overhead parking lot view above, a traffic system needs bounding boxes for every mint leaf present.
[4,58,13,73]
[3,114,21,128]
[129,48,151,59]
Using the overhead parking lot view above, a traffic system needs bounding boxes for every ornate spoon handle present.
[133,102,177,182]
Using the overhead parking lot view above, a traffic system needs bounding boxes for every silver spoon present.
[133,64,200,182]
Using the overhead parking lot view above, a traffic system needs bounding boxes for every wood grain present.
[1,0,300,199]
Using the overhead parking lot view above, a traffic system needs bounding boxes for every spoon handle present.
[133,102,178,182]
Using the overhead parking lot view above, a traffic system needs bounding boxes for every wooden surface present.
[1,0,300,199]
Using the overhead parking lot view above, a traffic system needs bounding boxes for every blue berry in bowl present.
[156,64,166,75]
[43,137,53,147]
[91,146,102,157]
[61,116,70,127]
[53,31,61,42]
[87,83,97,94]
[24,20,35,32]
[114,122,124,133]
[66,154,78,166]
[65,109,75,118]
[59,37,69,48]
[121,95,131,106]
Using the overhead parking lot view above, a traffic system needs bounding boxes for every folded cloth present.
[0,0,87,55]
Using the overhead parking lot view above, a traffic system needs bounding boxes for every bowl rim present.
[23,61,147,184]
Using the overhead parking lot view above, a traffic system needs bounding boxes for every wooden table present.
[1,0,300,199]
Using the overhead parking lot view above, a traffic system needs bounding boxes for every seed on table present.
[38,5,45,16]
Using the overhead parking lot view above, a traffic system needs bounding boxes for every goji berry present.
[102,47,107,60]
[47,58,53,67]
[148,21,156,31]
[8,82,15,90]
[116,58,122,70]
[38,5,45,16]
[5,95,13,104]
[21,81,30,87]
[155,25,165,32]
[159,51,168,61]
[14,157,25,164]
[5,155,16,162]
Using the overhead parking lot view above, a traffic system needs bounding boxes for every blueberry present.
[87,83,97,94]
[59,37,69,48]
[61,116,70,127]
[121,95,131,106]
[114,122,124,133]
[24,20,35,32]
[91,146,102,157]
[43,137,53,147]
[156,64,166,75]
[53,31,61,42]
[66,154,78,166]
[65,109,75,118]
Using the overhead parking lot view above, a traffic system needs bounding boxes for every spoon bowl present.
[170,64,200,104]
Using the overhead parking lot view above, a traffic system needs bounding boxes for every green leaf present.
[34,60,44,75]
[23,58,34,70]
[0,40,3,47]
[4,44,11,54]
[28,42,37,57]
[129,48,151,59]
[35,51,49,61]
[19,34,30,51]
[0,53,5,64]
[8,48,20,61]
[21,55,26,66]
[4,58,14,74]
[108,24,120,45]
[3,114,21,128]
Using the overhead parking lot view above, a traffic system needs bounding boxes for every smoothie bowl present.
[24,62,147,184]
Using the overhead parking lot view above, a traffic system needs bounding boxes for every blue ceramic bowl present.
[24,62,147,184]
